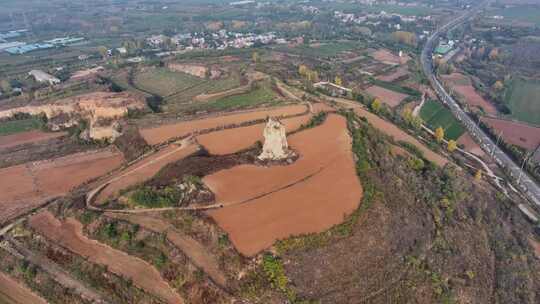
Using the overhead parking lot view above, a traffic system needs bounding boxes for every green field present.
[133,68,201,97]
[504,78,540,125]
[0,118,43,136]
[203,83,279,111]
[420,100,465,140]
[491,5,540,26]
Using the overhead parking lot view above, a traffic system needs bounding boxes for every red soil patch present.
[441,73,497,115]
[0,272,47,304]
[95,143,199,205]
[197,114,312,155]
[376,67,409,82]
[29,211,183,304]
[481,117,540,150]
[372,49,409,65]
[457,132,485,157]
[529,238,540,259]
[140,105,307,145]
[365,85,408,108]
[0,130,67,150]
[0,150,123,224]
[205,115,363,256]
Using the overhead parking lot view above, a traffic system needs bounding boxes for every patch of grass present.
[203,82,279,111]
[503,77,540,125]
[133,68,201,97]
[0,117,44,136]
[491,5,540,26]
[130,186,182,208]
[420,100,465,140]
[371,79,421,97]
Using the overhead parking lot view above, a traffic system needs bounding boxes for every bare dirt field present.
[365,85,409,108]
[441,73,498,115]
[105,212,227,287]
[376,67,409,82]
[197,114,312,155]
[0,272,47,304]
[94,143,199,205]
[0,149,123,224]
[481,117,540,150]
[0,130,67,150]
[371,49,409,65]
[29,211,183,304]
[140,104,307,145]
[205,114,363,256]
[457,132,486,157]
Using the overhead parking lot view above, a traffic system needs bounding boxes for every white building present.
[29,70,60,85]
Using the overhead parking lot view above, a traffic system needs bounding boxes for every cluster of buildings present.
[0,31,84,55]
[333,10,426,26]
[146,30,285,51]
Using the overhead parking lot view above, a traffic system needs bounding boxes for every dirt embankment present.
[140,104,307,145]
[29,211,184,304]
[0,149,124,225]
[0,272,48,304]
[0,130,67,150]
[105,212,227,287]
[205,114,363,256]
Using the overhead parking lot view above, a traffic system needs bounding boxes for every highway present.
[421,1,540,209]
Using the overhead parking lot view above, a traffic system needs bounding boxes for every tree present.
[298,65,308,77]
[474,169,482,181]
[335,75,343,86]
[392,31,417,47]
[0,79,11,93]
[492,80,504,91]
[435,127,444,142]
[371,98,382,113]
[447,139,457,152]
[488,48,499,61]
[252,51,260,63]
[97,46,108,59]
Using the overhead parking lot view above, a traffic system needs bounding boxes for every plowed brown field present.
[365,85,408,108]
[0,130,67,150]
[481,117,540,150]
[94,143,199,205]
[205,115,362,256]
[441,73,497,115]
[0,272,47,304]
[29,211,183,304]
[197,114,312,155]
[0,150,123,224]
[140,105,307,145]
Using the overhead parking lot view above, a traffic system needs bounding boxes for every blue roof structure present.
[5,43,54,54]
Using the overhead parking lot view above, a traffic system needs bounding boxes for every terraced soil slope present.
[29,211,183,304]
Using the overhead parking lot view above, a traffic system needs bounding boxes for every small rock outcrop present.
[258,117,291,161]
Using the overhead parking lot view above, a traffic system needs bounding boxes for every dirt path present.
[0,272,48,304]
[105,212,227,288]
[5,237,108,304]
[94,140,199,205]
[29,211,183,304]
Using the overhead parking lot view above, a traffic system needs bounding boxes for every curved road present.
[421,0,540,208]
